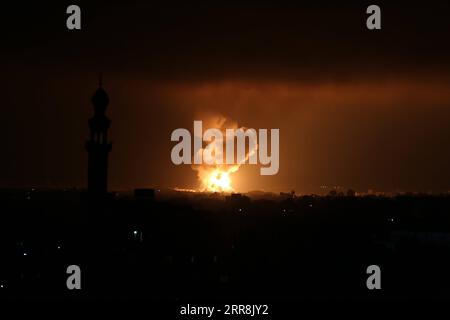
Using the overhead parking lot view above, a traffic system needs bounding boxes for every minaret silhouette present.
[85,75,112,194]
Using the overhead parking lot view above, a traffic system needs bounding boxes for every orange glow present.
[205,169,233,192]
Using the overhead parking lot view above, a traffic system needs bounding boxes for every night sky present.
[1,1,450,193]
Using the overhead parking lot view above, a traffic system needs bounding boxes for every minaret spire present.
[86,77,112,195]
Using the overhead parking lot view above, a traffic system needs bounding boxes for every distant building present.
[134,188,155,200]
[225,193,250,209]
[280,190,295,199]
[85,76,112,194]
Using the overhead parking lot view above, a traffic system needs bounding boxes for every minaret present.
[85,75,112,194]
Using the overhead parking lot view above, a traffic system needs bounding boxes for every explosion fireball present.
[205,169,232,192]
[192,116,257,193]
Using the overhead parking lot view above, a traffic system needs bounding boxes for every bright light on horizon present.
[204,169,233,193]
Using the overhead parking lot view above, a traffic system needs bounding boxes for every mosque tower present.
[85,76,112,194]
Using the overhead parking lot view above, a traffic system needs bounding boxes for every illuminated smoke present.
[192,115,258,192]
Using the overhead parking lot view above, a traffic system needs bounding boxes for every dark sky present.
[1,1,450,193]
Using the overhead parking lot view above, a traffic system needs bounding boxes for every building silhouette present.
[85,76,112,194]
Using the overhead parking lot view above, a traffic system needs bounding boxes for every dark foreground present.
[1,189,450,302]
